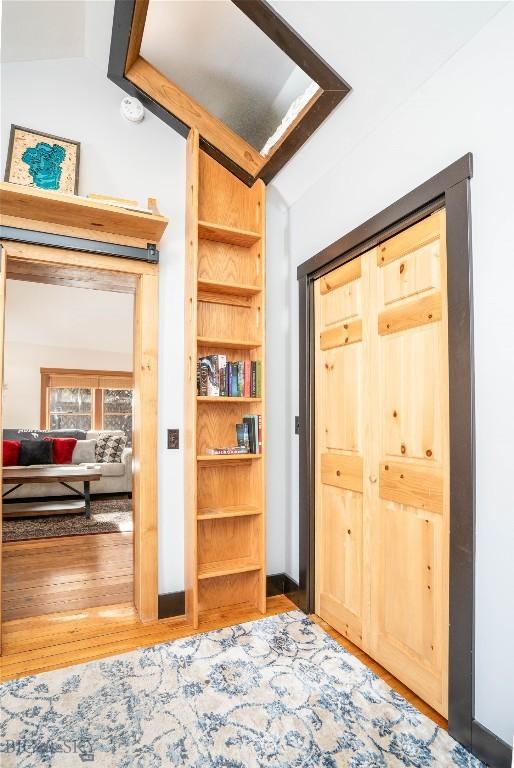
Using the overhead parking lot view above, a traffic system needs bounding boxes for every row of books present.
[206,415,262,455]
[197,355,262,398]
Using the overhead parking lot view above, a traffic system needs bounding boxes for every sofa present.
[2,429,132,499]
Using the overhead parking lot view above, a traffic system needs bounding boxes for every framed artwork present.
[4,124,80,194]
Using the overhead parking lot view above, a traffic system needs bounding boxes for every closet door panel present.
[369,210,449,717]
[381,324,442,462]
[315,260,365,648]
[373,499,444,705]
[323,345,362,453]
[318,484,363,637]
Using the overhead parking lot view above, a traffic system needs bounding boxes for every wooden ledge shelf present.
[197,505,261,520]
[197,558,262,580]
[198,220,261,248]
[197,454,263,463]
[0,182,169,242]
[197,279,261,297]
[197,336,261,350]
[197,396,262,403]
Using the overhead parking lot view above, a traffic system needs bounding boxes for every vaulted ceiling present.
[1,0,506,201]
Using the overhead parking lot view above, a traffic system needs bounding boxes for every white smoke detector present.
[120,96,145,123]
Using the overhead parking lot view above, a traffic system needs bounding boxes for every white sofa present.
[3,430,132,499]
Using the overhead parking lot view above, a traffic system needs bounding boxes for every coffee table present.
[2,466,102,519]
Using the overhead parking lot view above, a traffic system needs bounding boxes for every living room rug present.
[2,497,133,542]
[0,611,483,768]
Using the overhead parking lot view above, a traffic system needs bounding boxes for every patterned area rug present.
[0,611,483,767]
[2,497,133,542]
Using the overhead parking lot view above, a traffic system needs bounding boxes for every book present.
[237,362,244,397]
[206,446,249,455]
[251,361,257,397]
[199,358,209,396]
[205,357,219,396]
[242,416,256,453]
[225,362,232,397]
[244,361,251,397]
[230,363,239,397]
[257,414,262,454]
[256,361,262,398]
[236,423,250,450]
[219,366,226,397]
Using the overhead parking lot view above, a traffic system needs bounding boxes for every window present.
[42,369,134,445]
[49,387,93,431]
[102,389,133,446]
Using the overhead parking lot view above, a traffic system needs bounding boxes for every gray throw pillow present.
[95,433,127,463]
[72,439,97,465]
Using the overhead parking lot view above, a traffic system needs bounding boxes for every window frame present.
[41,368,134,436]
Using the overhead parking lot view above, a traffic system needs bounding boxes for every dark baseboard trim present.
[157,591,185,620]
[472,720,512,768]
[266,573,300,599]
[158,573,300,620]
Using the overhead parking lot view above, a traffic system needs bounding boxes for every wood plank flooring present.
[0,590,446,731]
[0,595,294,681]
[2,532,133,620]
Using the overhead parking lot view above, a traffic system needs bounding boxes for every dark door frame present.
[296,154,475,749]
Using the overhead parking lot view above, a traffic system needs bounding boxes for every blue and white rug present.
[0,611,483,767]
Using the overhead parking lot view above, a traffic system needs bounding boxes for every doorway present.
[2,274,135,621]
[296,154,474,748]
[0,241,159,653]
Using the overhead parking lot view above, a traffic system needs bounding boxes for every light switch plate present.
[167,429,179,449]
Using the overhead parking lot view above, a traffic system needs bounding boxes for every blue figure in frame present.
[21,141,66,190]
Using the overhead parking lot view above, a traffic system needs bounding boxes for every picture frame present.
[4,124,80,194]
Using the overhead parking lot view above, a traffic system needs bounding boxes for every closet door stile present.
[314,256,365,648]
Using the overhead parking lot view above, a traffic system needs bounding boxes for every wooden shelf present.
[197,453,263,462]
[197,279,261,297]
[0,182,168,242]
[198,220,260,247]
[197,396,261,403]
[197,557,262,580]
[197,505,261,520]
[185,134,266,627]
[197,336,261,350]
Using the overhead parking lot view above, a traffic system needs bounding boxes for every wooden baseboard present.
[472,720,512,768]
[158,573,300,620]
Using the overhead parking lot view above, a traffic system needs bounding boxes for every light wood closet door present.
[369,210,449,716]
[314,256,365,647]
[314,211,449,716]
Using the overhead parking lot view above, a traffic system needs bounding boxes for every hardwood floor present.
[2,532,133,620]
[0,588,446,732]
[0,595,294,681]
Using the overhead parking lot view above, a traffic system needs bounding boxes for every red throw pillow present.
[3,439,21,466]
[47,437,77,464]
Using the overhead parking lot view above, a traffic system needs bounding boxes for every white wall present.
[3,280,133,428]
[5,280,134,352]
[277,2,514,745]
[4,342,132,429]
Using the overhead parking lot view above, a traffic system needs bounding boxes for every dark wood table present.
[2,466,102,519]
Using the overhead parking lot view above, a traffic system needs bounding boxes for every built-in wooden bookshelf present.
[184,129,266,628]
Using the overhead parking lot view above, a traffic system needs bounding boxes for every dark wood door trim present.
[296,154,475,751]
